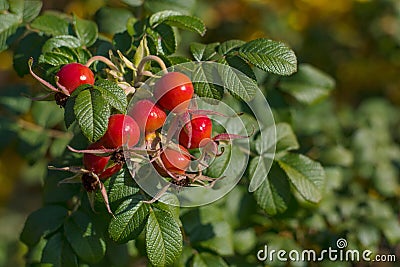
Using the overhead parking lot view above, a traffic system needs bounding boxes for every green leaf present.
[42,35,82,53]
[39,50,75,66]
[255,123,299,155]
[217,62,257,101]
[153,24,176,55]
[190,221,234,256]
[277,153,325,203]
[217,40,245,55]
[41,233,78,267]
[279,63,335,105]
[95,7,133,34]
[190,42,219,61]
[64,96,76,128]
[192,63,224,101]
[0,13,20,52]
[13,33,47,76]
[95,79,127,113]
[74,88,110,142]
[238,38,297,75]
[121,0,143,7]
[149,10,206,35]
[64,211,106,264]
[251,159,291,215]
[73,14,98,47]
[152,193,181,227]
[30,13,69,36]
[109,196,150,243]
[144,0,196,14]
[31,101,64,128]
[101,167,140,205]
[192,253,228,267]
[0,0,9,11]
[22,1,42,23]
[224,55,257,81]
[146,209,183,267]
[20,205,68,247]
[0,85,31,114]
[204,143,231,178]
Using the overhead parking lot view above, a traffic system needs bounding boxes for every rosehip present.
[153,72,194,113]
[130,99,166,133]
[179,115,212,149]
[83,142,122,179]
[157,145,191,175]
[56,63,95,94]
[101,114,140,149]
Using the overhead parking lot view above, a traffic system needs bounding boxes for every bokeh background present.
[1,0,399,266]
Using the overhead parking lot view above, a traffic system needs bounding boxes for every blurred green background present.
[0,0,399,266]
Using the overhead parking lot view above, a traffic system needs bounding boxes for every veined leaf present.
[144,0,196,14]
[239,38,297,76]
[217,62,257,101]
[30,13,69,36]
[217,40,245,55]
[74,88,110,142]
[190,42,219,61]
[73,14,98,47]
[146,208,182,266]
[64,211,106,263]
[278,153,325,203]
[153,23,176,55]
[251,159,291,215]
[279,63,335,105]
[192,63,224,101]
[95,79,127,113]
[109,196,150,243]
[149,10,206,36]
[42,35,82,53]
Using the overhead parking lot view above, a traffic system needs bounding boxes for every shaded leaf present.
[192,253,228,267]
[41,233,78,267]
[20,205,68,247]
[0,13,20,52]
[190,42,219,61]
[64,211,106,263]
[279,63,335,105]
[218,40,245,55]
[251,160,291,215]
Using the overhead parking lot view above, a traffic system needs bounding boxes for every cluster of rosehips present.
[34,60,245,211]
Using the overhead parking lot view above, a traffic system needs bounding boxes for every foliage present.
[0,0,399,267]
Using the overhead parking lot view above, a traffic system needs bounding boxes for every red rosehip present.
[153,72,194,113]
[83,142,122,179]
[57,63,95,94]
[130,99,167,133]
[157,145,191,175]
[179,115,212,149]
[101,114,140,149]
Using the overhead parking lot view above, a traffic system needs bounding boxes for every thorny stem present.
[85,55,119,71]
